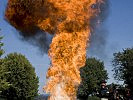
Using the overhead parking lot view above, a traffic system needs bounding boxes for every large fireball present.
[5,0,107,99]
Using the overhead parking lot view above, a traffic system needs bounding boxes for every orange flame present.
[5,0,105,99]
[41,0,105,99]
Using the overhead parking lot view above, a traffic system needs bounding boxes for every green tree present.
[0,60,10,96]
[77,57,108,99]
[112,48,133,93]
[0,32,10,96]
[0,53,39,99]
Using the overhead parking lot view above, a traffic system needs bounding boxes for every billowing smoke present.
[89,0,109,59]
[21,31,53,54]
[5,0,55,53]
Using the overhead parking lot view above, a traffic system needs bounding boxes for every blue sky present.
[0,0,133,93]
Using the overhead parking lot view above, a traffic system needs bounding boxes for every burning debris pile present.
[5,0,108,100]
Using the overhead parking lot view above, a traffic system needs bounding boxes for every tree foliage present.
[112,48,133,92]
[0,59,10,95]
[77,57,108,99]
[0,30,4,57]
[0,33,10,95]
[0,53,39,99]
